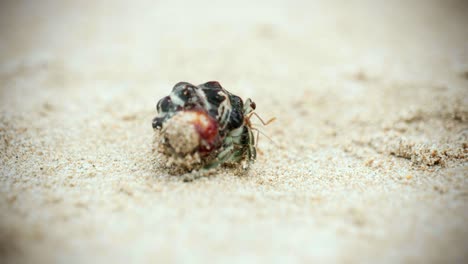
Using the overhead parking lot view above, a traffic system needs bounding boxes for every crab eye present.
[250,101,256,110]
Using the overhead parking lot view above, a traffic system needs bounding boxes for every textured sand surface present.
[1,0,467,263]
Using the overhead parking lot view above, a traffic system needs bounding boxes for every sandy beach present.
[1,0,467,263]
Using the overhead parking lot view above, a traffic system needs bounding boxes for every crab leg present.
[202,145,239,170]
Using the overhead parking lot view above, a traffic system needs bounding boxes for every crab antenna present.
[248,112,276,126]
[255,129,260,148]
[251,127,278,147]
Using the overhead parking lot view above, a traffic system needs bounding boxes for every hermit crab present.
[152,81,273,175]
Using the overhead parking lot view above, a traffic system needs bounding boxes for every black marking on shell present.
[226,94,244,130]
[157,96,172,112]
[200,88,223,117]
[173,83,204,108]
[203,81,223,89]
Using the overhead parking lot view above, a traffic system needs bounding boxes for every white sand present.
[1,0,467,263]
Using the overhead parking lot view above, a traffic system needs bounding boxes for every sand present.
[1,0,467,263]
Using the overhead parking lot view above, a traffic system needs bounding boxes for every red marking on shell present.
[185,109,221,154]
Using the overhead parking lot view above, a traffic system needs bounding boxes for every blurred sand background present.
[1,0,467,263]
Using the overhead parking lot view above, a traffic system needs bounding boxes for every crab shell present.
[152,81,245,138]
[153,81,257,172]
